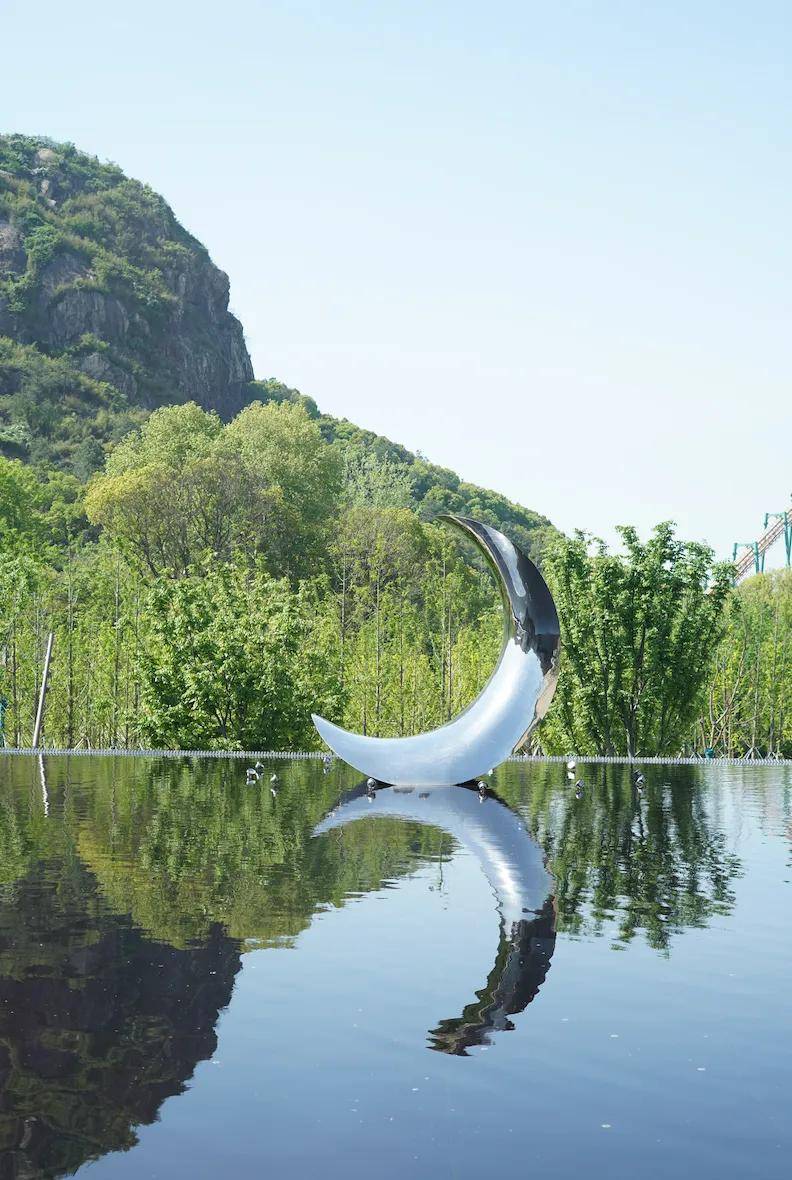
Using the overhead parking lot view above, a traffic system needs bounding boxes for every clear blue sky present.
[2,0,790,561]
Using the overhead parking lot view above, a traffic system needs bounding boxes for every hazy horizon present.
[2,0,790,564]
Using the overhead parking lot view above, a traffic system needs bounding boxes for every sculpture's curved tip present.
[312,713,334,746]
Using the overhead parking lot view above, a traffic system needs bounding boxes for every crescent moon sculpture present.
[312,515,561,786]
[313,781,556,1054]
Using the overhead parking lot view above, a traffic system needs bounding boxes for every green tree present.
[86,400,340,580]
[224,400,342,577]
[697,569,791,757]
[339,447,415,509]
[139,562,342,749]
[0,456,45,549]
[541,523,733,755]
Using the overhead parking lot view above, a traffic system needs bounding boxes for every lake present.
[0,756,789,1179]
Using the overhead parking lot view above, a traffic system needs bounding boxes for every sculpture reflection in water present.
[314,780,556,1055]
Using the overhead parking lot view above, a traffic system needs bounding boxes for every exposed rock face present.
[0,135,254,466]
[0,218,25,274]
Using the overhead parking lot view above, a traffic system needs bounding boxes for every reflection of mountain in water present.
[0,859,241,1179]
[314,783,557,1055]
[0,758,456,1176]
[0,755,747,1172]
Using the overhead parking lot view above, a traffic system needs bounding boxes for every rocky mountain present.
[0,134,556,551]
[0,134,252,470]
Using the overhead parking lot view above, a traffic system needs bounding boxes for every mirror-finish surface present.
[312,515,561,785]
[315,781,556,1053]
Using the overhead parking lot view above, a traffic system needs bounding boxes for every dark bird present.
[574,780,584,799]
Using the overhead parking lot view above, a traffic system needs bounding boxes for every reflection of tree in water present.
[0,756,749,1173]
[0,757,455,1176]
[499,765,742,950]
[0,858,240,1179]
[64,756,449,947]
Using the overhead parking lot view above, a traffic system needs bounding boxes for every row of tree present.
[0,402,504,750]
[696,568,790,757]
[0,398,788,754]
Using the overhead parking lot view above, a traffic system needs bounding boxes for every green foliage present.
[86,400,340,579]
[340,448,415,509]
[224,400,343,576]
[0,457,44,549]
[0,132,559,751]
[0,420,31,457]
[695,569,791,757]
[0,337,136,469]
[540,524,733,756]
[246,377,321,419]
[139,564,342,750]
[0,456,86,554]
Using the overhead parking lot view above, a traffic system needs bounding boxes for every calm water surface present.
[0,756,789,1179]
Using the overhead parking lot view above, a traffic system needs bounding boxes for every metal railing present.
[734,505,792,580]
[0,748,789,766]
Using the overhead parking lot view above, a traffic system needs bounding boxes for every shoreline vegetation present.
[2,399,787,757]
[1,135,790,759]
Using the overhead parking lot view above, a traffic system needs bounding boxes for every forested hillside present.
[0,134,560,750]
[0,134,783,757]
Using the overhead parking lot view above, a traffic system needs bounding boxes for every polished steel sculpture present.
[312,515,560,785]
[314,780,556,1053]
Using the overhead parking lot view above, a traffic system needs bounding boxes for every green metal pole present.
[763,511,792,567]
